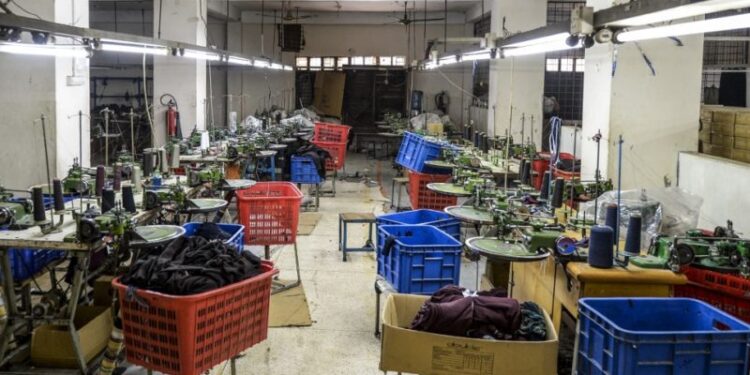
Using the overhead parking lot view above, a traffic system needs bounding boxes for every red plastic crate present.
[313,140,347,171]
[114,261,277,375]
[313,122,351,143]
[552,166,580,181]
[408,171,457,210]
[683,266,750,298]
[674,281,750,323]
[237,182,303,245]
[531,158,550,190]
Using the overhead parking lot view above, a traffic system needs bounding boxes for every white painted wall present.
[581,0,703,190]
[487,0,546,145]
[0,0,89,189]
[152,0,208,146]
[678,152,750,235]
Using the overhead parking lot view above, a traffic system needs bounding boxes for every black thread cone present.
[551,178,564,208]
[589,225,614,269]
[113,165,122,192]
[122,185,136,213]
[540,171,551,200]
[52,179,65,212]
[523,161,532,185]
[604,203,619,245]
[624,214,642,256]
[32,187,46,222]
[102,189,115,213]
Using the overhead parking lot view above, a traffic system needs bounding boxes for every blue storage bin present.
[182,222,245,252]
[377,224,462,294]
[576,297,750,375]
[377,209,460,242]
[7,249,65,281]
[395,132,455,174]
[290,155,322,184]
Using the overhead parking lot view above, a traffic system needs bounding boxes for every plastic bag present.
[578,187,703,244]
[242,115,262,131]
[410,113,442,132]
[280,114,314,129]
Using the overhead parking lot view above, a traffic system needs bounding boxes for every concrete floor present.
[232,152,482,375]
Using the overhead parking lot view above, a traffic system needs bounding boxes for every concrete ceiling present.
[229,0,479,13]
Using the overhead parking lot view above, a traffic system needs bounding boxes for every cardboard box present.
[31,306,113,368]
[380,294,559,375]
[93,275,115,306]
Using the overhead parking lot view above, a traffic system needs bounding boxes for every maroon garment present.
[411,285,521,339]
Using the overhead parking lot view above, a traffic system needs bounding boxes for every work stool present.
[390,177,410,212]
[338,212,376,262]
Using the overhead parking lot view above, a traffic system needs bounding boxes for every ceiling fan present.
[388,1,444,26]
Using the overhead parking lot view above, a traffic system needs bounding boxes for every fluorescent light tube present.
[438,55,458,66]
[616,12,750,42]
[504,32,570,48]
[0,43,89,58]
[183,49,221,61]
[227,56,252,65]
[610,0,750,27]
[502,39,581,57]
[100,43,168,56]
[423,61,438,70]
[462,50,492,61]
[253,59,270,68]
[270,63,283,70]
[283,65,293,71]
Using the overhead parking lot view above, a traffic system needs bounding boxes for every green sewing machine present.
[144,182,188,210]
[632,221,750,276]
[186,165,223,188]
[563,179,613,203]
[62,159,91,194]
[0,186,35,229]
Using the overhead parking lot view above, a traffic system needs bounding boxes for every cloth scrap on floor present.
[410,285,547,341]
[121,236,263,295]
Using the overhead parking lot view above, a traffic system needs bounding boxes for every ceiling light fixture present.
[609,0,750,27]
[270,63,284,70]
[227,56,252,65]
[253,59,270,68]
[100,42,168,56]
[461,49,493,61]
[183,49,221,61]
[0,42,89,58]
[615,12,750,42]
[283,65,293,71]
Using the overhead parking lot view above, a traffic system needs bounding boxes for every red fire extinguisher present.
[166,103,178,138]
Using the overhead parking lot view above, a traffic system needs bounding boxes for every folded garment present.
[121,236,263,295]
[193,222,232,241]
[410,285,546,341]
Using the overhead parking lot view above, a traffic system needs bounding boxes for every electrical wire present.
[142,53,157,147]
[435,68,480,101]
[7,0,42,20]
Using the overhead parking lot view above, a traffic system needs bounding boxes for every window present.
[323,57,335,70]
[560,58,574,72]
[337,57,349,69]
[364,56,377,65]
[351,56,364,65]
[546,59,559,72]
[309,57,321,68]
[575,58,585,72]
[393,56,406,66]
[296,57,308,68]
[379,56,392,66]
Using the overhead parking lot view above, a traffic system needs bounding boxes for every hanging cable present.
[549,116,562,165]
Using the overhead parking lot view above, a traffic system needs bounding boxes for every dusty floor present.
[124,151,481,375]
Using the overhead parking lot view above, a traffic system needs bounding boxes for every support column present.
[580,0,703,189]
[487,0,546,146]
[153,0,207,146]
[0,0,89,189]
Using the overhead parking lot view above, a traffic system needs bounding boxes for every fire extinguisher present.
[166,104,178,138]
[161,94,182,139]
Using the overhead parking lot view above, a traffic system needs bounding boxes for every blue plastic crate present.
[576,298,750,375]
[395,132,455,174]
[290,155,323,184]
[182,222,245,252]
[7,249,65,281]
[377,224,462,294]
[376,209,460,242]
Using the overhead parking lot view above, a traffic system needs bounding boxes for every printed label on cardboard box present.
[431,342,494,375]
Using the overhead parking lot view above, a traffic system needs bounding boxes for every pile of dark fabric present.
[410,285,547,341]
[121,236,263,295]
[294,143,331,179]
[191,222,233,241]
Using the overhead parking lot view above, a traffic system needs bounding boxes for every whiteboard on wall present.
[678,151,750,235]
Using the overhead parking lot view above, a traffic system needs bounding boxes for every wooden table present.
[510,239,687,331]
